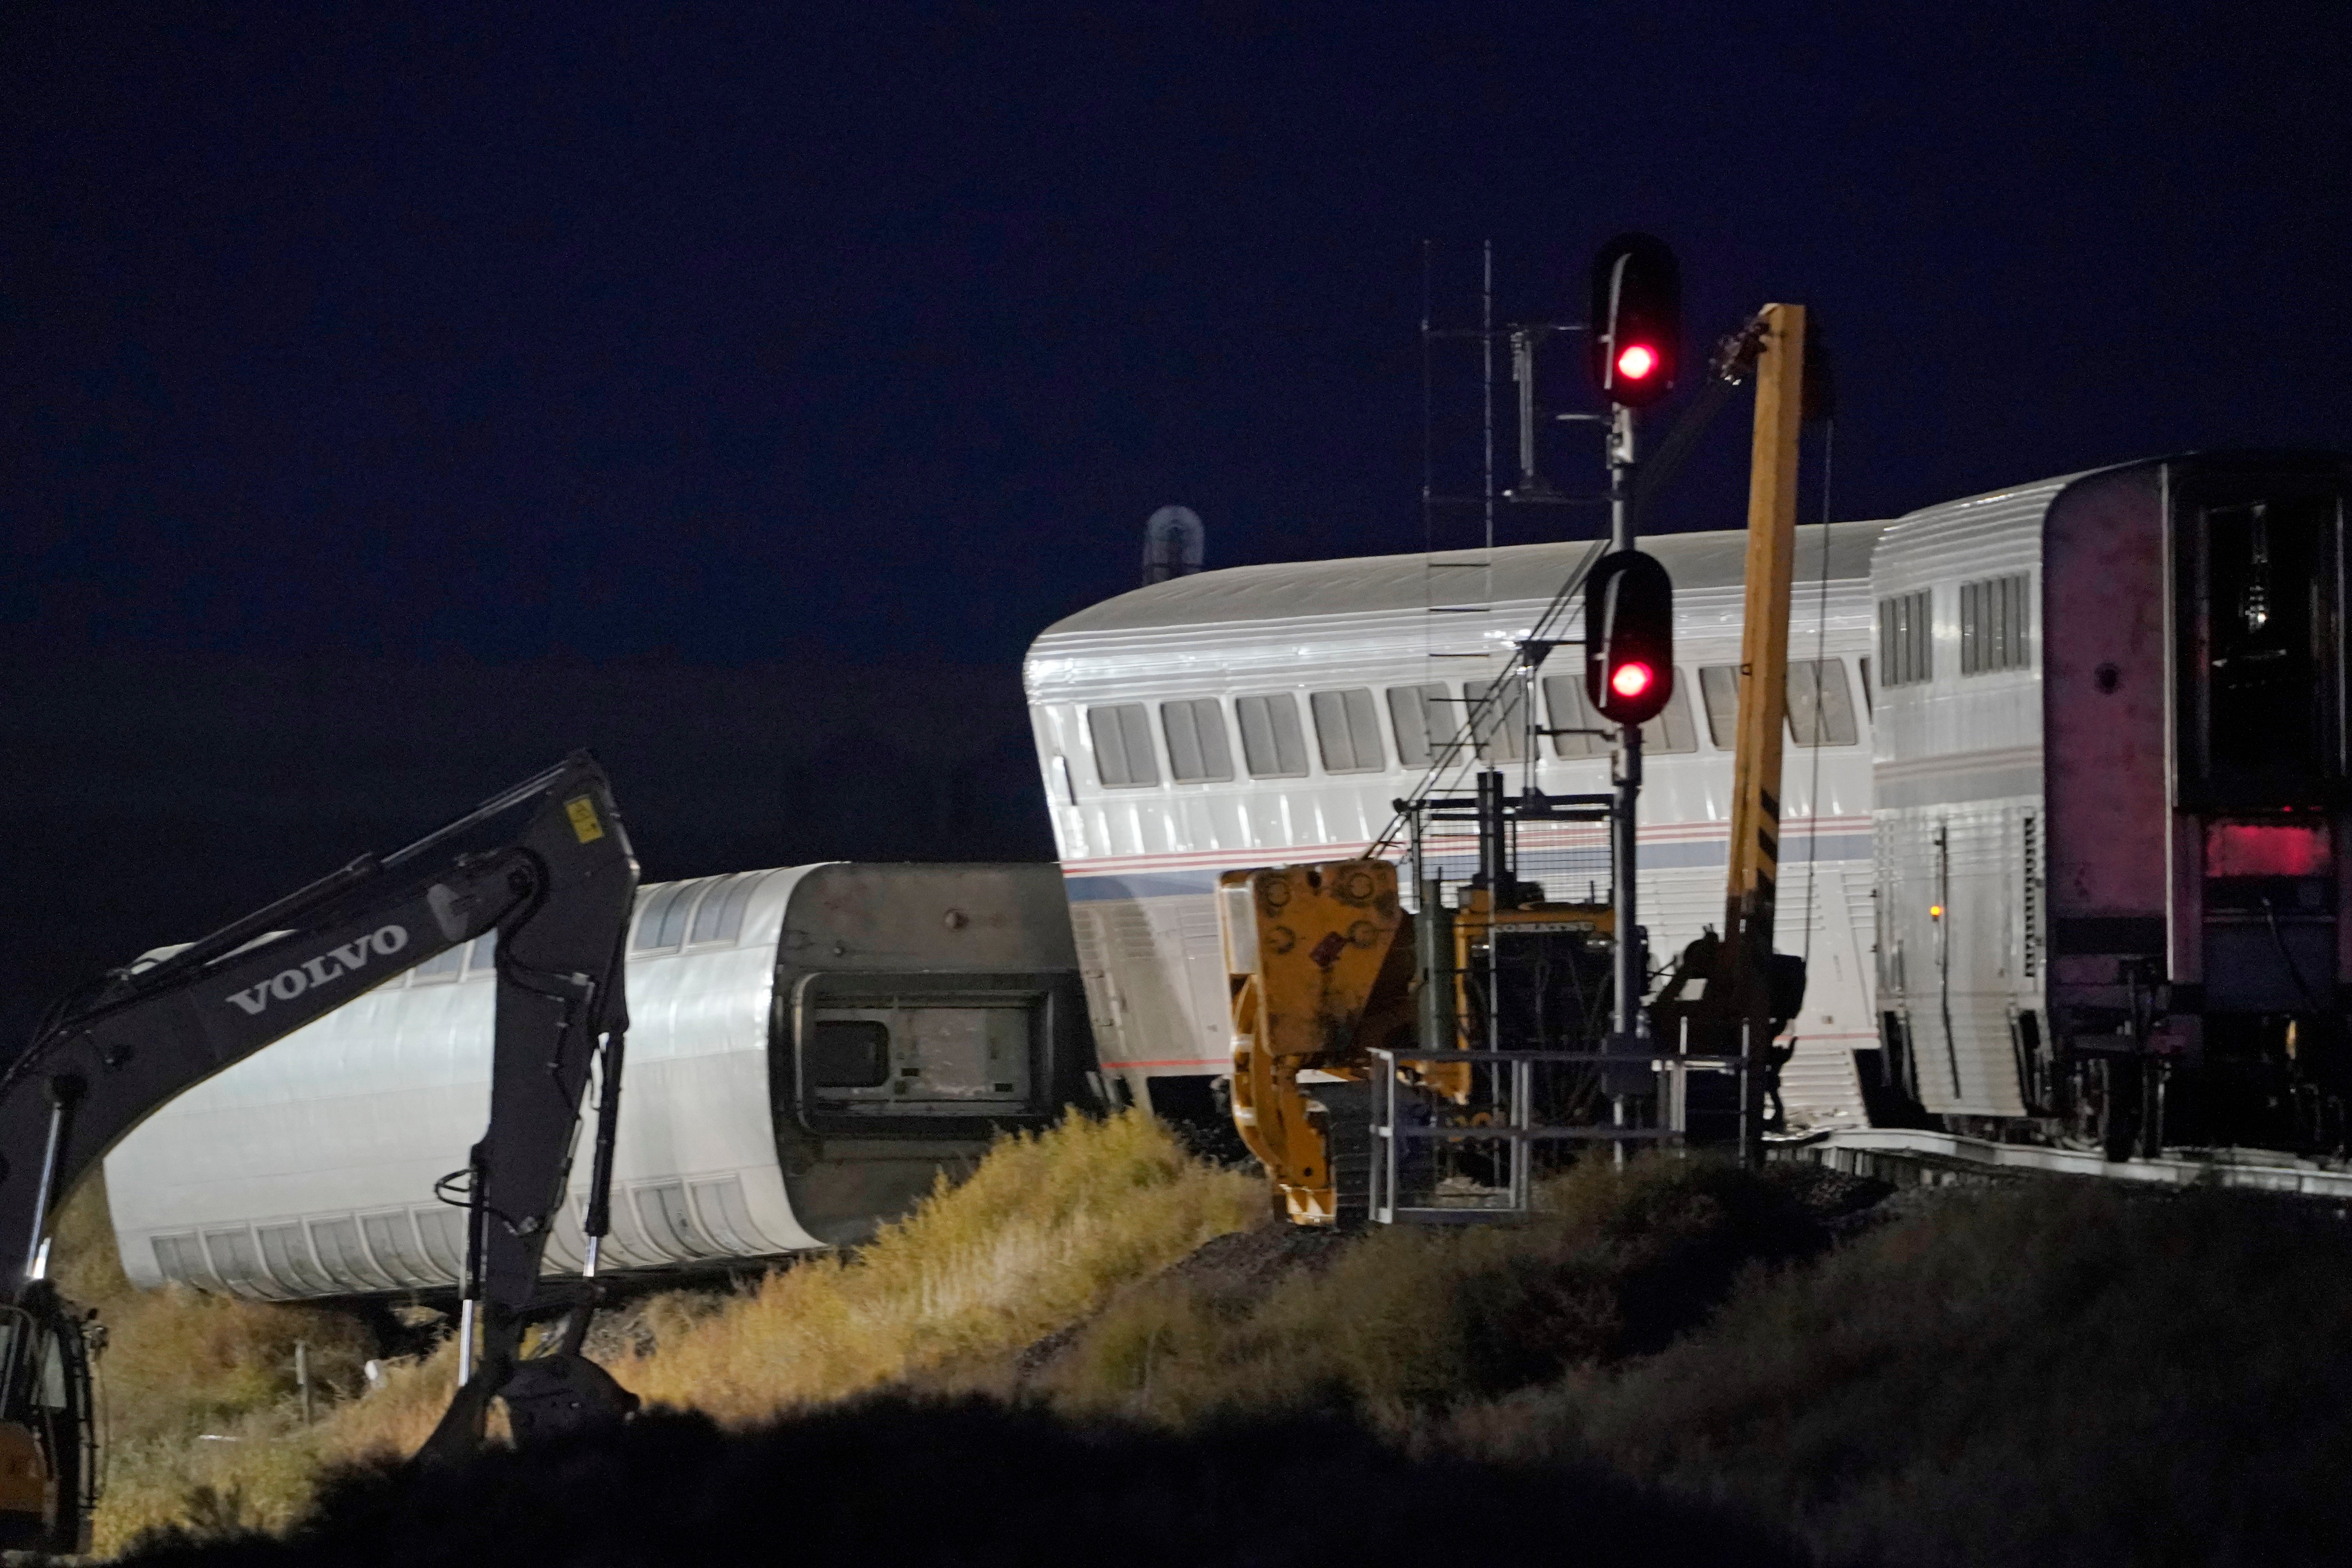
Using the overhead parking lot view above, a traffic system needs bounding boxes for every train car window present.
[360,1213,432,1285]
[1699,664,1741,748]
[1310,688,1386,772]
[1878,590,1933,685]
[259,1223,332,1294]
[204,1227,265,1285]
[412,1210,465,1281]
[1542,674,1607,759]
[1960,573,2032,675]
[1560,673,1699,757]
[2183,495,2341,803]
[685,874,735,943]
[310,1218,388,1288]
[151,1234,205,1284]
[1644,686,1698,754]
[691,871,764,944]
[1387,684,1454,768]
[809,1020,892,1088]
[1086,703,1160,788]
[633,882,692,950]
[653,880,703,948]
[1788,659,1860,746]
[409,944,462,985]
[464,932,496,976]
[1235,693,1308,778]
[1160,698,1235,783]
[1468,674,1529,762]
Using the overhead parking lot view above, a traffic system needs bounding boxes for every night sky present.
[2,4,2347,1023]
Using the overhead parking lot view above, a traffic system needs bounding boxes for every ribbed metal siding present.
[1871,474,2082,1116]
[106,867,826,1298]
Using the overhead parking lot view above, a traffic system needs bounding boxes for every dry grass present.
[1031,1154,1846,1426]
[68,1108,1263,1555]
[608,1107,1266,1420]
[49,1175,382,1555]
[73,1112,2352,1566]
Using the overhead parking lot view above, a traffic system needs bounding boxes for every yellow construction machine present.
[1220,856,1617,1224]
[1219,860,1416,1225]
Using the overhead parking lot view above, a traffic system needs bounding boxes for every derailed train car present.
[1874,450,2352,1156]
[1025,524,1887,1130]
[103,863,1093,1299]
[1032,448,2352,1164]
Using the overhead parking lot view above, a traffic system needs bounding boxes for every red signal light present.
[1615,343,1658,381]
[1609,660,1655,700]
[1589,234,1679,407]
[1586,549,1674,724]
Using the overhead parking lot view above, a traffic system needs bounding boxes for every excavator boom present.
[1220,862,1416,1225]
[0,753,639,1548]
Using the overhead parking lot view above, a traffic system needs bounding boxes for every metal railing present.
[1367,1046,1747,1224]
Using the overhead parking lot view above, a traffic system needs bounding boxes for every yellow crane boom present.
[1650,302,1812,1160]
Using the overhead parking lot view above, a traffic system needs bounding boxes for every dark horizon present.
[6,4,2345,674]
[0,653,1056,1041]
[5,3,2346,1027]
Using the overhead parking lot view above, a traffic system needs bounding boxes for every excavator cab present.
[0,1286,95,1554]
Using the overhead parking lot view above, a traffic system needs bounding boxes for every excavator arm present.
[0,753,639,1548]
[1220,860,1439,1225]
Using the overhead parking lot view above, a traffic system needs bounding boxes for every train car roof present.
[1880,451,2352,542]
[1038,519,1889,640]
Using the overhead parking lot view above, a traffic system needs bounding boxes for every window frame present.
[1234,692,1310,779]
[1308,687,1387,774]
[1546,671,1699,757]
[1467,673,1530,763]
[1159,697,1236,784]
[689,871,765,946]
[1085,702,1161,789]
[1699,659,1862,749]
[1787,657,1861,747]
[1878,588,1934,687]
[1386,683,1455,769]
[1959,572,2033,676]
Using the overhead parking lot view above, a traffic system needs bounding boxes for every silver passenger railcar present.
[1873,451,2352,1156]
[1025,524,1888,1131]
[103,862,1091,1299]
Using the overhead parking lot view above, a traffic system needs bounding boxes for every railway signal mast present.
[1586,234,1681,1069]
[1217,238,1828,1222]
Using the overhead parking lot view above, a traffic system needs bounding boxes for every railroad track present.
[1779,1127,2352,1203]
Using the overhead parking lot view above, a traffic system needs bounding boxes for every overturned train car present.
[1875,450,2352,1156]
[103,863,1093,1300]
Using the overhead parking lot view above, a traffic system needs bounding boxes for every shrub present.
[1454,1181,2352,1567]
[1036,1154,1863,1425]
[115,1396,1807,1568]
